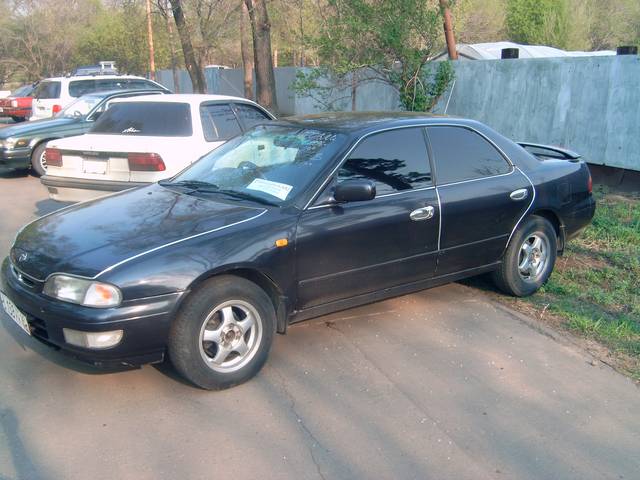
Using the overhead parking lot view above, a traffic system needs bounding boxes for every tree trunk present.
[243,0,278,112]
[169,0,207,93]
[165,0,181,92]
[145,0,156,80]
[240,1,254,99]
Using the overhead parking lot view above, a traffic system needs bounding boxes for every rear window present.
[33,81,61,99]
[90,102,192,137]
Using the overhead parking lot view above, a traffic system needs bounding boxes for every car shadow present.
[457,273,502,294]
[0,168,28,178]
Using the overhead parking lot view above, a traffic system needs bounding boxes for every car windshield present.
[58,95,105,118]
[11,85,34,97]
[90,102,192,136]
[166,125,347,206]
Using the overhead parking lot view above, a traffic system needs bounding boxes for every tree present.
[505,0,569,48]
[243,0,278,112]
[294,0,453,112]
[169,0,207,92]
[240,0,253,99]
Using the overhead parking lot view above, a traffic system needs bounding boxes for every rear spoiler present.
[517,142,581,162]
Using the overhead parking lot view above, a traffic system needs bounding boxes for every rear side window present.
[234,103,271,129]
[33,81,61,99]
[427,126,511,184]
[69,80,97,97]
[337,127,432,195]
[200,103,242,141]
[91,102,192,136]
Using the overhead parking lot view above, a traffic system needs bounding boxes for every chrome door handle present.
[510,188,529,201]
[410,206,435,221]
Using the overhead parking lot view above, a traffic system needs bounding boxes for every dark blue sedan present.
[1,113,595,389]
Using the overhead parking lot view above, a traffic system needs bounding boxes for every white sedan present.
[41,94,275,202]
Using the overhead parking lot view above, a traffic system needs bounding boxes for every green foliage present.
[294,0,451,112]
[73,5,172,76]
[519,191,640,377]
[505,0,569,48]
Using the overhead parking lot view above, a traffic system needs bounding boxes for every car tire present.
[168,275,275,390]
[30,143,47,177]
[492,215,557,297]
[11,116,25,123]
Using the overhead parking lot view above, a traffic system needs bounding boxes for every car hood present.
[11,184,266,280]
[0,117,79,138]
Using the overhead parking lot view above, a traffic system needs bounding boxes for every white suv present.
[30,75,166,120]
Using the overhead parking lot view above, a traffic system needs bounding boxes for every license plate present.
[1,292,31,336]
[0,107,3,112]
[83,159,107,175]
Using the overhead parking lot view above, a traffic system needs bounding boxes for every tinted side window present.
[427,126,511,184]
[69,80,97,97]
[337,128,432,195]
[200,104,242,141]
[126,79,158,89]
[33,81,61,99]
[234,104,270,129]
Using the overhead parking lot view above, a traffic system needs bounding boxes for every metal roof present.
[434,41,616,61]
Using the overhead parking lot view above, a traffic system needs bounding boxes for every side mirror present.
[333,179,376,203]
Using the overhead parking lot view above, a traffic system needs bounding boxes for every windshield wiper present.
[215,189,278,206]
[159,179,219,191]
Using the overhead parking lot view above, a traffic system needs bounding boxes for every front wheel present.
[30,143,47,177]
[168,275,275,390]
[492,215,557,297]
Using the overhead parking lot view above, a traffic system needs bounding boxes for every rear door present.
[31,81,62,119]
[427,125,532,276]
[296,127,440,310]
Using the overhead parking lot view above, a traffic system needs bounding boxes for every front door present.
[295,127,440,310]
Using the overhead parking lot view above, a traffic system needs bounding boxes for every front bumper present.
[0,147,32,168]
[0,108,31,119]
[1,257,184,368]
[41,175,149,202]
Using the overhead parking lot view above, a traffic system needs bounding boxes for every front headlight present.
[43,275,122,308]
[0,138,25,150]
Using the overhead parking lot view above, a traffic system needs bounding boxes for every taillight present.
[587,171,593,194]
[10,99,17,108]
[52,104,62,115]
[45,148,62,167]
[128,153,165,171]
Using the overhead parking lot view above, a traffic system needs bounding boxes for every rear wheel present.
[11,116,25,123]
[168,275,275,390]
[30,143,47,177]
[492,215,557,297]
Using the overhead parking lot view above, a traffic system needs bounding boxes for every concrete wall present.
[432,55,640,171]
[156,67,399,116]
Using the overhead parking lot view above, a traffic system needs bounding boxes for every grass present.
[480,187,640,380]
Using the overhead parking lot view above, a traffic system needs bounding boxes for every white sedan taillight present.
[127,152,166,171]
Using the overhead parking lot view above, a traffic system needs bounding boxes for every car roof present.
[39,75,153,82]
[272,111,468,134]
[107,93,260,106]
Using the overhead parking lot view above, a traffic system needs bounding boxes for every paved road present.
[0,173,638,480]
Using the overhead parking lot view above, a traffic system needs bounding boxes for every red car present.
[0,84,35,122]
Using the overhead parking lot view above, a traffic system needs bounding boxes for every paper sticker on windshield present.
[247,178,293,201]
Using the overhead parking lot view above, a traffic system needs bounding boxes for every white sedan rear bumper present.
[41,175,149,202]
